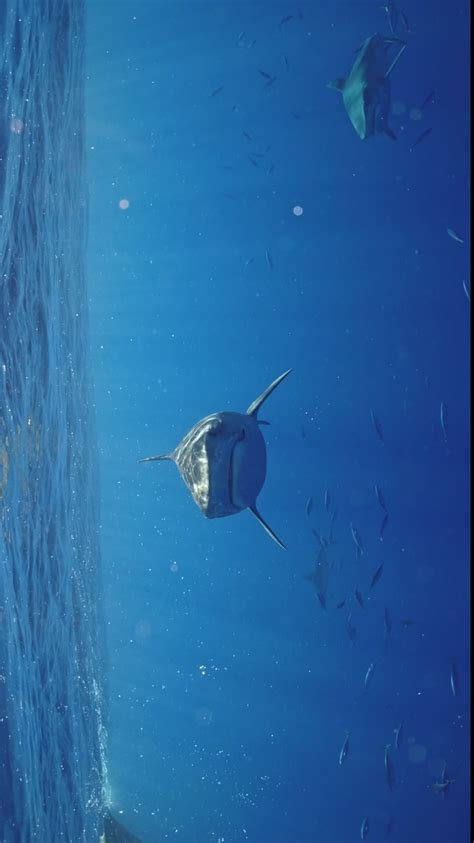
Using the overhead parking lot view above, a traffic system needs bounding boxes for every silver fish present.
[384,606,392,638]
[447,227,464,244]
[450,660,459,697]
[370,563,384,588]
[462,280,470,301]
[379,512,389,540]
[440,401,447,441]
[139,370,291,548]
[324,489,330,510]
[410,127,433,151]
[355,589,364,608]
[364,662,375,689]
[384,744,396,790]
[265,249,274,268]
[420,90,436,111]
[305,496,313,516]
[312,528,323,547]
[350,523,364,558]
[374,484,387,512]
[360,816,369,840]
[346,613,357,643]
[339,732,350,765]
[371,410,384,442]
[393,722,403,749]
[336,599,346,609]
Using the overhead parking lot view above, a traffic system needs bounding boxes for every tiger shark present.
[328,33,406,140]
[139,369,291,549]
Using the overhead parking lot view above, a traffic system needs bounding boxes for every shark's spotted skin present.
[139,370,291,548]
[328,33,406,140]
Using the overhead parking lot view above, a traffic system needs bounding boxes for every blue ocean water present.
[1,0,470,842]
[1,2,106,840]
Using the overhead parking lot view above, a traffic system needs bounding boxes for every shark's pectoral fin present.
[246,369,292,417]
[138,453,173,463]
[327,77,345,92]
[249,504,286,549]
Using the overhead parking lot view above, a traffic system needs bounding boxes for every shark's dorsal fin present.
[249,504,286,549]
[327,77,345,92]
[246,368,292,417]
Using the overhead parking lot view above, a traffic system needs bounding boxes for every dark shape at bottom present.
[103,813,141,843]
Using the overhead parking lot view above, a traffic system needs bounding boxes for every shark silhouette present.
[139,370,291,548]
[328,33,406,139]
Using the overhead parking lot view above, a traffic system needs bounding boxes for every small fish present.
[371,410,384,442]
[283,54,289,69]
[330,507,338,526]
[346,613,357,643]
[245,257,255,266]
[399,10,410,31]
[379,512,389,541]
[447,227,464,244]
[462,280,470,301]
[385,816,395,838]
[450,660,459,697]
[431,778,455,796]
[370,563,384,589]
[384,606,392,639]
[210,85,224,97]
[350,523,364,559]
[243,131,253,141]
[279,14,293,25]
[440,401,447,441]
[420,90,436,111]
[379,2,397,35]
[316,591,326,610]
[410,127,433,151]
[258,69,273,80]
[305,496,313,516]
[374,484,387,513]
[384,744,396,790]
[364,662,375,690]
[267,163,275,175]
[360,816,369,840]
[248,154,259,168]
[339,732,350,765]
[336,599,346,609]
[291,111,302,120]
[401,618,413,628]
[264,76,277,89]
[393,722,403,750]
[265,249,274,269]
[311,528,323,547]
[324,489,330,510]
[237,31,245,42]
[355,589,364,609]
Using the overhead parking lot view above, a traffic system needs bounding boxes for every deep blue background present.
[85,2,470,840]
